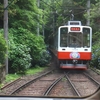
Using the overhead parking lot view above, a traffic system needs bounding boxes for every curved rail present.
[65,72,81,97]
[43,76,64,96]
[1,78,21,90]
[83,72,100,86]
[10,69,55,95]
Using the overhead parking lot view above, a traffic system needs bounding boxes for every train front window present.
[68,32,82,47]
[60,27,90,48]
[60,27,68,47]
[83,28,90,47]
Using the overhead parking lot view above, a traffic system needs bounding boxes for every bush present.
[9,44,32,74]
[90,34,100,69]
[27,34,46,65]
[8,28,47,73]
[39,50,51,66]
[8,32,32,74]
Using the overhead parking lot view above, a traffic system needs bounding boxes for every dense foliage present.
[1,0,49,74]
[89,1,100,68]
[8,28,47,74]
[0,34,7,66]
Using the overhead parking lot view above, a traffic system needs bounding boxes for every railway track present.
[0,69,55,95]
[65,71,99,97]
[13,71,64,96]
[0,68,100,97]
[44,71,99,97]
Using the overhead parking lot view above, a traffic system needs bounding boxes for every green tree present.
[8,0,43,33]
[84,1,100,68]
[0,34,7,66]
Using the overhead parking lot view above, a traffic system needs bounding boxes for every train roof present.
[67,21,82,26]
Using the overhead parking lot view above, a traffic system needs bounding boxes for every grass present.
[5,74,21,83]
[0,74,21,88]
[0,66,47,88]
[26,66,46,75]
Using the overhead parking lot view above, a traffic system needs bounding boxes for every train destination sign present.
[70,27,80,31]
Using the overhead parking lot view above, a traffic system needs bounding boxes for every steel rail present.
[83,72,100,86]
[44,76,64,96]
[10,69,55,95]
[1,78,21,90]
[65,72,81,97]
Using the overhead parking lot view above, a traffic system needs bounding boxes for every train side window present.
[83,28,90,47]
[60,27,68,47]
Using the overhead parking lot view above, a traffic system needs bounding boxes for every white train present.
[57,21,92,69]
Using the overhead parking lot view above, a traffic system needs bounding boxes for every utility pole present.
[87,0,90,25]
[37,0,40,36]
[4,0,8,74]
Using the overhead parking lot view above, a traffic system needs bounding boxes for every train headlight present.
[73,60,78,64]
[70,52,80,59]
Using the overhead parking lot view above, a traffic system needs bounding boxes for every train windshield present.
[68,32,82,47]
[60,27,90,48]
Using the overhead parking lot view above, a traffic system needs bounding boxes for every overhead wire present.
[40,0,55,10]
[4,0,16,10]
[42,1,86,41]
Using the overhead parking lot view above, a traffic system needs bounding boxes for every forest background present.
[0,0,100,74]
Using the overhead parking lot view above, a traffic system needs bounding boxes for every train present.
[56,21,92,70]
